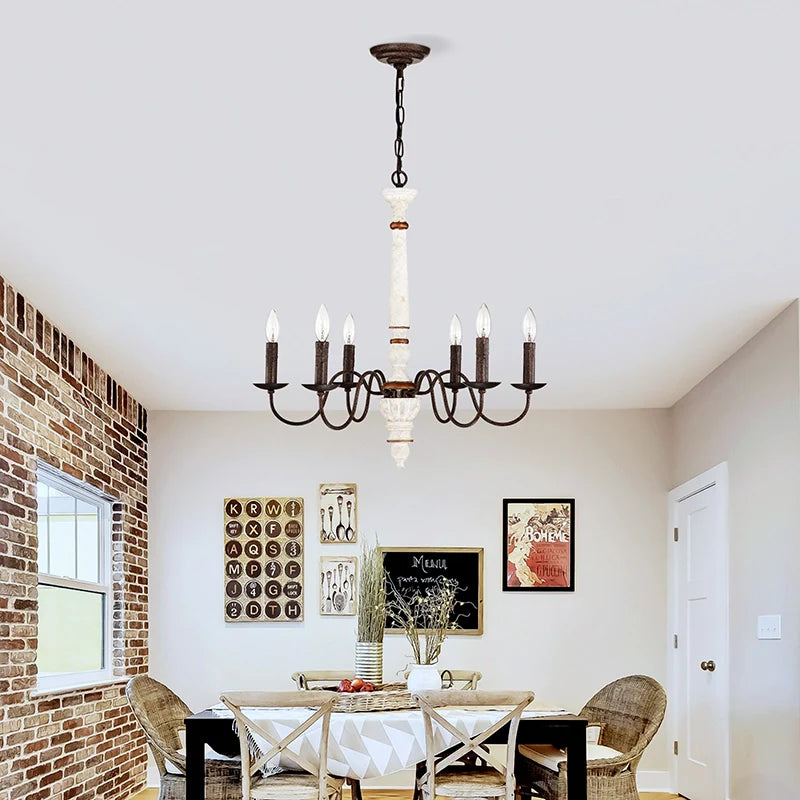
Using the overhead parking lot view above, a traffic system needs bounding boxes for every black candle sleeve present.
[449,344,462,385]
[342,343,356,385]
[265,341,278,384]
[523,341,536,385]
[475,337,489,383]
[315,340,329,386]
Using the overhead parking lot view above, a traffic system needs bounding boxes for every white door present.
[673,479,728,800]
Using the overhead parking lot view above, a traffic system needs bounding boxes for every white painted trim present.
[30,674,129,698]
[36,463,116,694]
[667,462,730,800]
[635,770,674,792]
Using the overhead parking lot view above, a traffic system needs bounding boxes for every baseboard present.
[636,770,673,792]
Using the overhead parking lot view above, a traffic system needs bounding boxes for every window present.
[36,465,113,692]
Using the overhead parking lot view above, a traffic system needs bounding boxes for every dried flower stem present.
[386,575,461,665]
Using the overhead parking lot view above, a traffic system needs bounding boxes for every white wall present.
[148,408,672,785]
[671,302,800,800]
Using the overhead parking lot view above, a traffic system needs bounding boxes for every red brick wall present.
[0,275,148,800]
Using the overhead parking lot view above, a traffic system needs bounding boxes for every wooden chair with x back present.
[221,691,345,800]
[290,671,354,690]
[415,689,534,800]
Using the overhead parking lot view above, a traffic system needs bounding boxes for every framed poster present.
[380,547,483,635]
[503,499,574,591]
[223,497,304,621]
[319,483,357,542]
[320,556,357,616]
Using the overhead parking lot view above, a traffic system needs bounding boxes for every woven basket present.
[332,683,417,713]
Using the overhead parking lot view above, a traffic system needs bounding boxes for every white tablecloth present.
[211,704,566,780]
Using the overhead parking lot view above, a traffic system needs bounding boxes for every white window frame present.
[36,464,114,693]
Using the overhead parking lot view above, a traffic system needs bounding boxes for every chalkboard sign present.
[380,547,484,635]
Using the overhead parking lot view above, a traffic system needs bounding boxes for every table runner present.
[211,704,566,780]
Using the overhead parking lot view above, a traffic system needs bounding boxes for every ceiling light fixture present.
[255,43,546,467]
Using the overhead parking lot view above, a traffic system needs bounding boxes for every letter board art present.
[224,497,304,622]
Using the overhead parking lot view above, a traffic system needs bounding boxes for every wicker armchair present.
[126,676,241,800]
[516,675,667,800]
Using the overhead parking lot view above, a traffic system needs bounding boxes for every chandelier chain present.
[392,67,407,187]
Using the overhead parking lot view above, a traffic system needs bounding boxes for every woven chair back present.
[126,676,192,777]
[579,674,667,767]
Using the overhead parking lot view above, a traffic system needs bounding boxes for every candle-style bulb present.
[522,308,537,342]
[265,309,280,343]
[343,313,356,345]
[315,304,330,342]
[449,314,462,346]
[476,304,491,338]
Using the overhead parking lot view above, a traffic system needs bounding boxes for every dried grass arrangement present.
[357,539,386,643]
[386,575,460,665]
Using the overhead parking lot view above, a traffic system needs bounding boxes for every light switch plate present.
[758,614,781,640]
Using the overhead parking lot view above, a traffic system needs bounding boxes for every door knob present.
[700,660,716,672]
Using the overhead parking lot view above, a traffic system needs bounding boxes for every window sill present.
[31,675,130,698]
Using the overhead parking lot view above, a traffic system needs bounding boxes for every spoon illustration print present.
[336,496,345,541]
[345,500,354,541]
[320,508,327,541]
[325,571,332,613]
[328,506,334,541]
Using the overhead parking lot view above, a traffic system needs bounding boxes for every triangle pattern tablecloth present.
[212,705,565,780]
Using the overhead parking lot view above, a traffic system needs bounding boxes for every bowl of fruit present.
[337,678,376,694]
[332,679,416,712]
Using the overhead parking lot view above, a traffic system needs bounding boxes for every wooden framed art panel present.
[223,497,305,621]
[320,555,357,616]
[503,498,575,591]
[319,483,357,542]
[380,547,483,635]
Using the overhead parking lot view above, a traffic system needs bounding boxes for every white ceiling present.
[1,2,798,411]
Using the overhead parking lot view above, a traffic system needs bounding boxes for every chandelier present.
[255,43,545,467]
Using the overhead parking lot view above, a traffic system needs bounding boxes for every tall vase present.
[354,642,383,684]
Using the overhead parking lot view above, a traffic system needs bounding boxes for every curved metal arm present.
[414,370,486,428]
[319,372,375,431]
[479,391,532,427]
[268,391,323,426]
[344,371,386,420]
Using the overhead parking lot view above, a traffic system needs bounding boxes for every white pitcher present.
[406,664,441,693]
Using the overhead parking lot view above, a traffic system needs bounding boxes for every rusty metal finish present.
[390,338,410,344]
[369,43,431,68]
[449,344,462,386]
[315,340,329,385]
[523,341,536,385]
[390,221,409,230]
[342,343,356,385]
[265,341,278,385]
[475,337,489,384]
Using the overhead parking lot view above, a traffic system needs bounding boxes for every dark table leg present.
[565,725,587,800]
[348,778,363,800]
[185,718,208,800]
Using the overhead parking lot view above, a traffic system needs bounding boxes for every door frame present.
[667,462,730,799]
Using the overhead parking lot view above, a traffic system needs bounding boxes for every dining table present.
[184,703,588,800]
